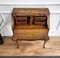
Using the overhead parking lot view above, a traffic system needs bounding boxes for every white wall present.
[0,0,60,36]
[0,0,60,4]
[0,13,13,36]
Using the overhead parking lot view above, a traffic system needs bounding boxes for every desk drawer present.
[34,16,47,26]
[15,16,27,25]
[35,16,47,21]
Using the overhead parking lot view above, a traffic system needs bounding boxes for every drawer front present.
[13,29,48,40]
[15,16,27,25]
[34,16,47,26]
[35,16,47,21]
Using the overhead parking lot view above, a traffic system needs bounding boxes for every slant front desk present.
[12,8,50,48]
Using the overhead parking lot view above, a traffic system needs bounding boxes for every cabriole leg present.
[16,40,19,48]
[43,40,47,48]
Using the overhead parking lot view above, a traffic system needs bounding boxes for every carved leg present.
[16,40,19,48]
[11,37,14,41]
[43,40,47,48]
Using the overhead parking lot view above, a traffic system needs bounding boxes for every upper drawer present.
[35,16,47,22]
[34,16,47,26]
[15,16,27,25]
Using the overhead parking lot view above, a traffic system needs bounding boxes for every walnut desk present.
[12,8,50,48]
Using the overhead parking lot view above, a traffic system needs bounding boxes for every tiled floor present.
[0,36,60,56]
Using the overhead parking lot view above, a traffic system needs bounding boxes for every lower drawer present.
[13,29,49,40]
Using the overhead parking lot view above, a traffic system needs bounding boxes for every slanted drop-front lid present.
[12,8,50,16]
